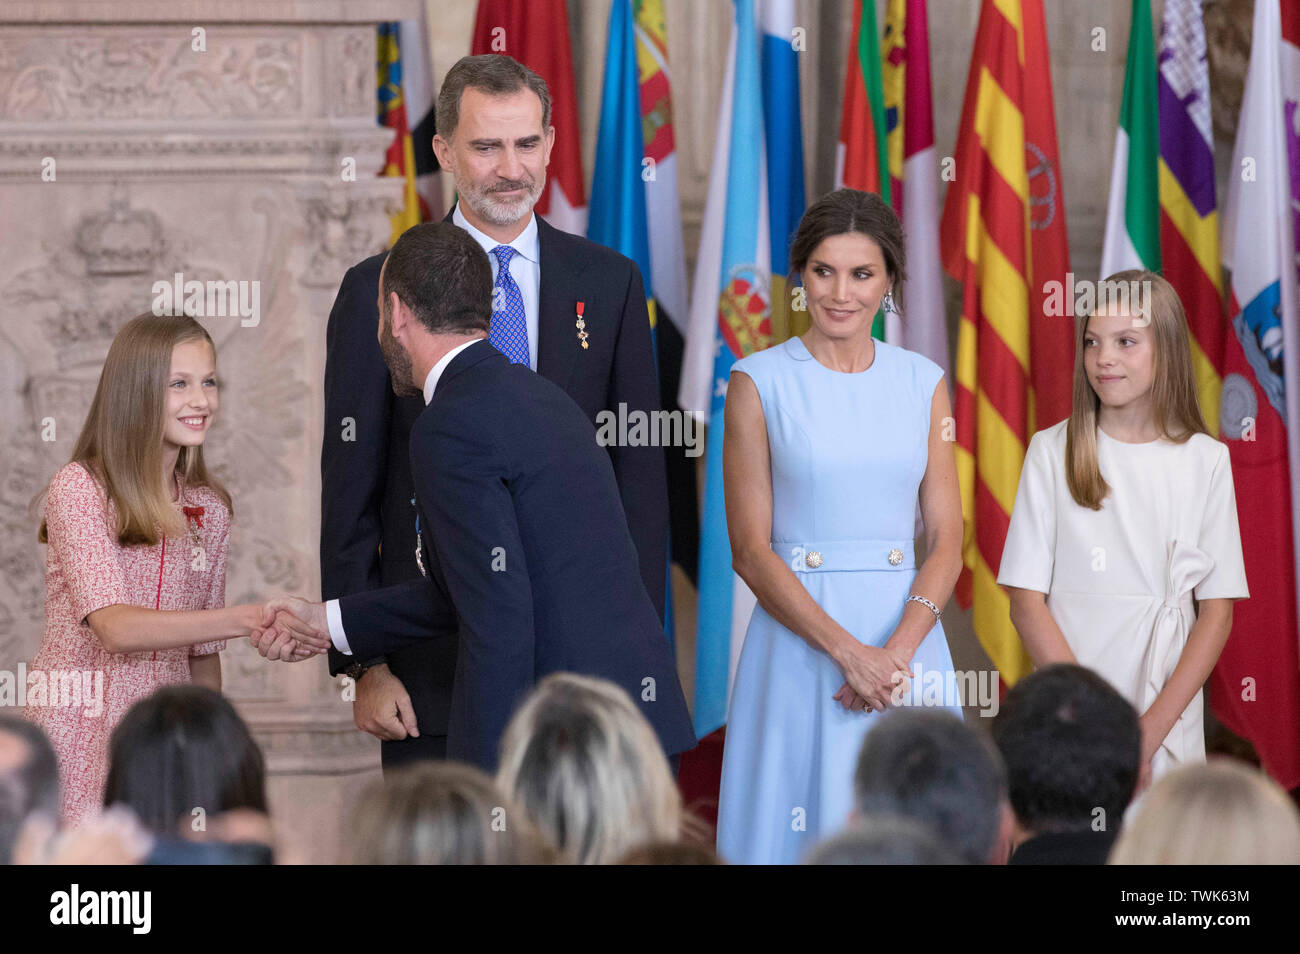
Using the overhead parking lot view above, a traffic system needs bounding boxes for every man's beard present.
[458,170,544,227]
[379,309,421,397]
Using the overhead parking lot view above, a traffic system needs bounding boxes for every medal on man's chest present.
[412,496,427,578]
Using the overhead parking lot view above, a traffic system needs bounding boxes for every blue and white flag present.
[680,0,773,737]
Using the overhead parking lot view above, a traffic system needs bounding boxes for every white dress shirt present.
[421,337,482,405]
[327,338,482,656]
[453,204,540,371]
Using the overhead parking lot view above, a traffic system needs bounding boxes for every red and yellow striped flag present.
[939,0,1073,684]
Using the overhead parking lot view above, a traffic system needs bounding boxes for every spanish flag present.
[939,0,1073,684]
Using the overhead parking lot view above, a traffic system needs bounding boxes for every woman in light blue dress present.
[716,189,965,865]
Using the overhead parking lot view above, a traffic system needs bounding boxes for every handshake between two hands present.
[250,596,331,662]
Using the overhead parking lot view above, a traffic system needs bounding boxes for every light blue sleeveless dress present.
[716,335,963,865]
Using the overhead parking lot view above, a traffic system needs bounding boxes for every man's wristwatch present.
[343,660,373,681]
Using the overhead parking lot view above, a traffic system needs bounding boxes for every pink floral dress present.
[28,461,231,825]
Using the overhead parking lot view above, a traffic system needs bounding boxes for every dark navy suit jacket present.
[319,211,669,765]
[336,340,694,770]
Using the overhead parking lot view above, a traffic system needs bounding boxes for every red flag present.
[471,0,587,235]
[1021,0,1073,433]
[1210,0,1300,790]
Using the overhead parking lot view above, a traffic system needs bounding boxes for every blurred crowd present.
[3,663,1298,866]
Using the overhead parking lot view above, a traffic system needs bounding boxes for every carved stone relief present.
[0,32,303,122]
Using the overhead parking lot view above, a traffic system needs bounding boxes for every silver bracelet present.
[905,594,942,622]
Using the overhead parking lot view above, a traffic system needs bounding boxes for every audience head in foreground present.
[853,708,1010,864]
[496,673,682,864]
[805,814,964,865]
[992,664,1140,864]
[1110,759,1300,864]
[104,686,268,841]
[351,761,552,864]
[0,714,60,865]
[617,841,723,865]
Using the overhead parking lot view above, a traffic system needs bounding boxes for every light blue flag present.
[761,0,806,284]
[690,0,772,737]
[588,0,652,285]
[588,0,676,647]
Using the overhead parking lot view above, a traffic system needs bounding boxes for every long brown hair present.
[38,313,231,546]
[1065,270,1208,509]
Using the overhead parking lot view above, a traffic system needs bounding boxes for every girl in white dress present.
[998,270,1248,784]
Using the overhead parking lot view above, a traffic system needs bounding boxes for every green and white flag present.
[1100,0,1160,276]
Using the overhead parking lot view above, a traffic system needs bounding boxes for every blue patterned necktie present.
[489,244,529,366]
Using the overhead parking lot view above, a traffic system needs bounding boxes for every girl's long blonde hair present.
[1065,270,1208,509]
[38,313,230,546]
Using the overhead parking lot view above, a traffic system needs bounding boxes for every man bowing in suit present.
[266,222,694,771]
[319,53,670,768]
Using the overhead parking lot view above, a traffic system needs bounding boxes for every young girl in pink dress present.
[28,313,327,825]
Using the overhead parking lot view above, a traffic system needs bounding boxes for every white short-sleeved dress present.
[998,420,1249,779]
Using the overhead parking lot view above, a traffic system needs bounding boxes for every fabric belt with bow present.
[1140,539,1214,766]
